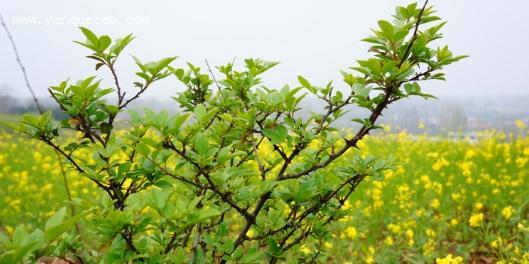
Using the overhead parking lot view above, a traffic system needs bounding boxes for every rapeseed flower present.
[515,119,526,129]
[469,213,484,227]
[346,227,357,239]
[435,254,464,264]
[300,244,311,254]
[432,157,450,171]
[501,206,514,220]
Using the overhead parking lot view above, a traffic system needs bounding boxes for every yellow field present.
[1,126,528,263]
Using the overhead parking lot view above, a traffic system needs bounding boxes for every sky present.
[1,0,528,100]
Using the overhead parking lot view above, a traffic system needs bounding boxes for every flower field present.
[1,125,528,263]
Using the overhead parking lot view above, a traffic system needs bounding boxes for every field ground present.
[1,124,529,263]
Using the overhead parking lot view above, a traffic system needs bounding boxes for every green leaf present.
[194,133,209,156]
[377,20,394,37]
[136,142,150,157]
[402,83,411,93]
[297,76,312,90]
[240,247,264,263]
[352,84,371,98]
[98,35,112,52]
[44,208,83,241]
[7,239,42,263]
[155,57,178,73]
[197,207,221,221]
[358,59,382,76]
[154,179,173,189]
[79,27,98,45]
[194,104,207,123]
[217,146,233,164]
[110,33,135,56]
[262,125,288,145]
[170,113,190,133]
[133,56,148,73]
[44,207,67,231]
[267,238,282,256]
[276,125,288,140]
[341,71,356,87]
[105,105,120,115]
[149,189,170,210]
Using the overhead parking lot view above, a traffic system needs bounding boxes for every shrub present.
[2,1,465,263]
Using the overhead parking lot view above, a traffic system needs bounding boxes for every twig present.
[205,59,223,96]
[189,224,203,264]
[56,153,80,234]
[399,0,429,67]
[250,134,267,180]
[0,12,42,113]
[119,81,151,109]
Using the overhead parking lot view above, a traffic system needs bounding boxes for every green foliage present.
[3,2,465,263]
[0,208,78,263]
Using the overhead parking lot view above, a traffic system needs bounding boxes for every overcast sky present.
[1,0,528,100]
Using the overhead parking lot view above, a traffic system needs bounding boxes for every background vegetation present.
[1,127,528,263]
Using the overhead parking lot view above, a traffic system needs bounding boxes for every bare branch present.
[0,12,42,113]
[205,59,223,96]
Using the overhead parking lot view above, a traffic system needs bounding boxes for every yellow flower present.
[324,241,333,249]
[415,209,425,216]
[431,198,440,209]
[435,254,464,264]
[426,228,436,238]
[423,239,436,256]
[247,229,255,237]
[501,206,514,220]
[458,161,473,176]
[469,213,484,227]
[523,147,529,156]
[368,246,375,254]
[432,157,450,171]
[388,223,401,234]
[346,226,357,239]
[474,202,484,210]
[342,200,352,210]
[464,149,476,159]
[300,244,311,254]
[518,223,529,232]
[405,229,414,239]
[384,236,394,246]
[515,119,526,129]
[450,219,458,226]
[515,157,528,167]
[491,237,502,248]
[42,162,52,171]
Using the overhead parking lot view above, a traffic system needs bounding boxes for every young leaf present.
[297,76,312,89]
[98,35,112,52]
[79,27,98,45]
[377,20,394,37]
[194,133,209,156]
